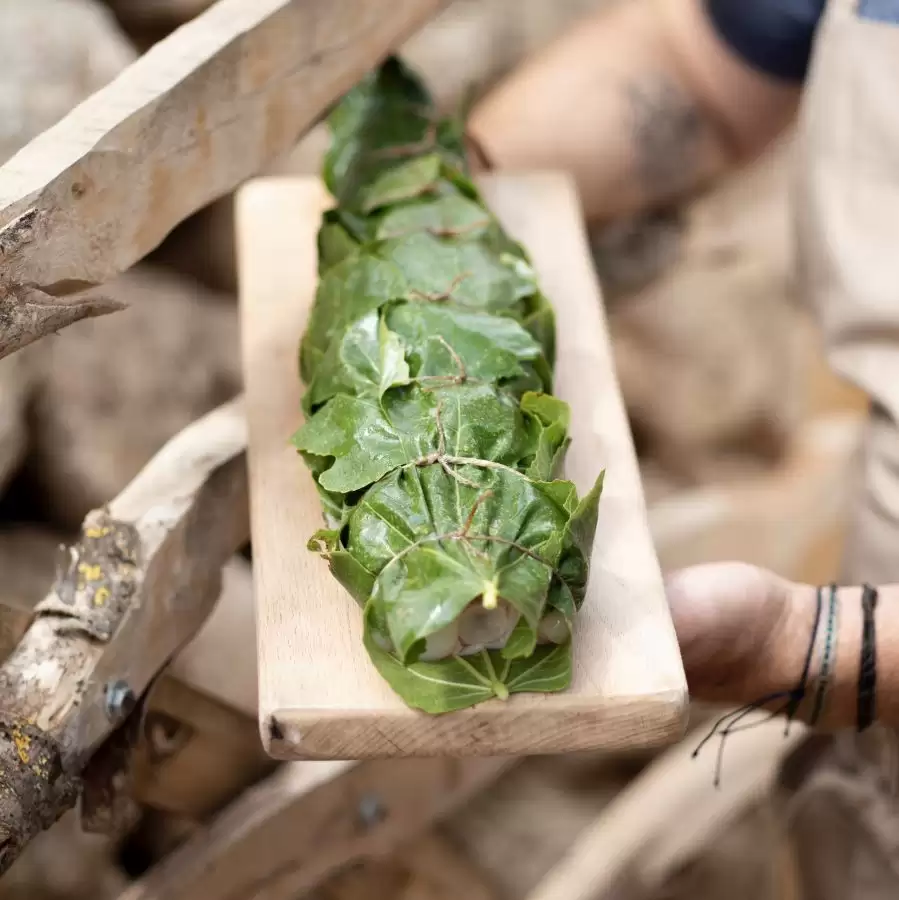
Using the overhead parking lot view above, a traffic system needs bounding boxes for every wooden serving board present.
[237,173,687,759]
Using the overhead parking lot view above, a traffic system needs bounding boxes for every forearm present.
[468,0,800,223]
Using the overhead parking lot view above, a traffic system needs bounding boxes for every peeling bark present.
[0,399,248,874]
[0,721,77,874]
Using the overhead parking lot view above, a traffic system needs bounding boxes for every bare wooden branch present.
[0,398,248,873]
[523,717,806,900]
[398,833,502,900]
[131,676,275,821]
[120,756,509,900]
[106,0,215,29]
[0,0,448,359]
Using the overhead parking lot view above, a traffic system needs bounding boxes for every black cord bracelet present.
[784,585,823,727]
[857,584,879,732]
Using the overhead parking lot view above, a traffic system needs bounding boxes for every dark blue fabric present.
[858,0,899,24]
[704,0,826,82]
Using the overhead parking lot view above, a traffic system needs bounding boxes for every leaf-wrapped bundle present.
[293,57,604,714]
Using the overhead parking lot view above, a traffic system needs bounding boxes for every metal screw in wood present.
[357,793,386,828]
[104,680,136,723]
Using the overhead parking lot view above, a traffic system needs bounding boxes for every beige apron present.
[781,1,899,895]
[797,0,899,584]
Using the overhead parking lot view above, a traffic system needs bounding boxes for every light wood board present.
[238,173,687,759]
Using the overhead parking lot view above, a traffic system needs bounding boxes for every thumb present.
[664,562,800,703]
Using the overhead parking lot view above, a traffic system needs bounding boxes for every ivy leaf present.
[359,154,443,212]
[346,465,578,660]
[377,317,411,396]
[301,251,407,382]
[505,643,572,694]
[383,232,537,312]
[363,613,495,713]
[307,312,410,409]
[308,529,376,605]
[548,568,579,619]
[549,471,605,613]
[521,392,571,481]
[317,214,361,274]
[301,232,538,383]
[299,56,604,714]
[521,292,557,367]
[293,383,534,495]
[324,57,434,209]
[362,605,572,713]
[569,471,605,558]
[501,617,538,660]
[386,302,544,384]
[292,391,433,493]
[376,194,492,241]
[299,451,349,528]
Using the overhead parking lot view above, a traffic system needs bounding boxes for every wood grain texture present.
[120,756,508,900]
[238,173,687,759]
[0,0,448,359]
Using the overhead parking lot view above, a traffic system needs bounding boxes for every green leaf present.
[317,217,360,273]
[363,610,495,714]
[324,57,435,209]
[376,194,492,242]
[301,232,538,383]
[548,471,605,613]
[386,302,544,384]
[300,251,407,382]
[569,471,605,558]
[505,643,572,694]
[521,292,557,366]
[296,56,604,714]
[359,154,442,212]
[307,312,410,409]
[377,317,411,397]
[383,232,537,312]
[294,383,535,495]
[308,529,376,606]
[292,392,433,493]
[349,465,576,660]
[521,392,571,480]
[299,452,348,528]
[521,392,571,430]
[547,576,578,620]
[362,607,572,714]
[501,616,538,660]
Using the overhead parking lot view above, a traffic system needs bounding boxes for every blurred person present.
[469,1,899,896]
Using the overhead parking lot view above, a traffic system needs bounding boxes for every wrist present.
[776,584,895,731]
